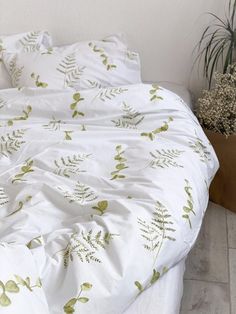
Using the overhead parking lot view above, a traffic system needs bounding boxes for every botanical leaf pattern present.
[70,93,85,118]
[141,117,173,141]
[7,106,32,127]
[19,31,41,52]
[189,136,211,162]
[92,200,109,216]
[95,87,128,102]
[43,116,65,131]
[8,55,24,87]
[31,73,48,88]
[110,145,129,180]
[0,129,26,158]
[11,159,34,184]
[7,195,32,217]
[60,181,98,204]
[55,230,117,267]
[112,102,144,129]
[0,187,9,208]
[63,282,92,314]
[149,84,163,102]
[53,154,90,178]
[149,149,184,169]
[0,275,42,307]
[89,42,116,70]
[182,179,195,229]
[57,53,85,88]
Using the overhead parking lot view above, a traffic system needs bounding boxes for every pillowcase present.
[2,34,141,90]
[0,31,52,89]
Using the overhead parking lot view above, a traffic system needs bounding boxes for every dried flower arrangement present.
[197,63,236,136]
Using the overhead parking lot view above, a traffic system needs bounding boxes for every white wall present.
[0,0,225,96]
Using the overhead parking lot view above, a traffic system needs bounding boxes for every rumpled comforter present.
[0,84,218,314]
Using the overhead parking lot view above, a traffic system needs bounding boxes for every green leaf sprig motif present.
[31,73,48,88]
[0,276,42,307]
[7,106,32,126]
[70,92,85,118]
[92,200,108,215]
[11,159,34,184]
[19,31,41,52]
[88,42,117,70]
[149,149,184,169]
[110,145,129,180]
[54,154,90,178]
[95,87,128,102]
[7,195,32,217]
[64,282,92,314]
[8,55,24,87]
[43,116,65,131]
[64,131,73,141]
[189,136,211,163]
[112,102,144,129]
[55,230,117,267]
[141,117,173,141]
[61,181,98,204]
[149,84,163,102]
[182,179,195,229]
[0,129,26,157]
[0,187,9,208]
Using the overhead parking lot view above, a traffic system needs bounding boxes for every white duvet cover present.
[0,84,218,314]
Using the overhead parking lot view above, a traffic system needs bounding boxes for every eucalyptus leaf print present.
[7,105,32,126]
[182,179,195,229]
[27,235,44,249]
[89,42,116,70]
[0,275,42,307]
[95,87,128,102]
[7,195,32,217]
[189,136,211,162]
[19,31,41,52]
[112,102,144,129]
[149,149,184,169]
[0,187,9,208]
[110,145,129,180]
[31,73,48,88]
[63,282,92,314]
[43,116,65,131]
[0,98,7,110]
[8,55,24,87]
[53,154,90,178]
[92,200,109,216]
[70,92,85,118]
[149,84,163,102]
[55,230,117,267]
[64,131,73,141]
[141,117,173,141]
[60,181,98,204]
[0,129,26,158]
[11,159,34,184]
[57,53,85,88]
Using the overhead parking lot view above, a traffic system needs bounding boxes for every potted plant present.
[195,0,236,212]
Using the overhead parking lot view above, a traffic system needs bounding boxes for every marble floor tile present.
[227,210,236,249]
[181,280,230,314]
[184,202,228,283]
[229,249,236,314]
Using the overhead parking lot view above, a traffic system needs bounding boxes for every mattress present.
[0,83,218,314]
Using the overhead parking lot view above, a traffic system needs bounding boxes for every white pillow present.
[3,34,141,90]
[0,31,52,89]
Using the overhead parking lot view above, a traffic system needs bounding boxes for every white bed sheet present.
[124,258,186,314]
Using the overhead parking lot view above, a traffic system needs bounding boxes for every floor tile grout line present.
[225,209,231,314]
[183,278,229,285]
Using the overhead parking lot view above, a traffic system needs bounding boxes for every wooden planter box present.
[204,129,236,212]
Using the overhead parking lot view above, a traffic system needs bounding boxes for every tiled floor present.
[181,202,236,314]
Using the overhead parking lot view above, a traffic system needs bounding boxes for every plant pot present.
[204,129,236,213]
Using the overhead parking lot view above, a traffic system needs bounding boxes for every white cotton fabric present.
[0,83,218,314]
